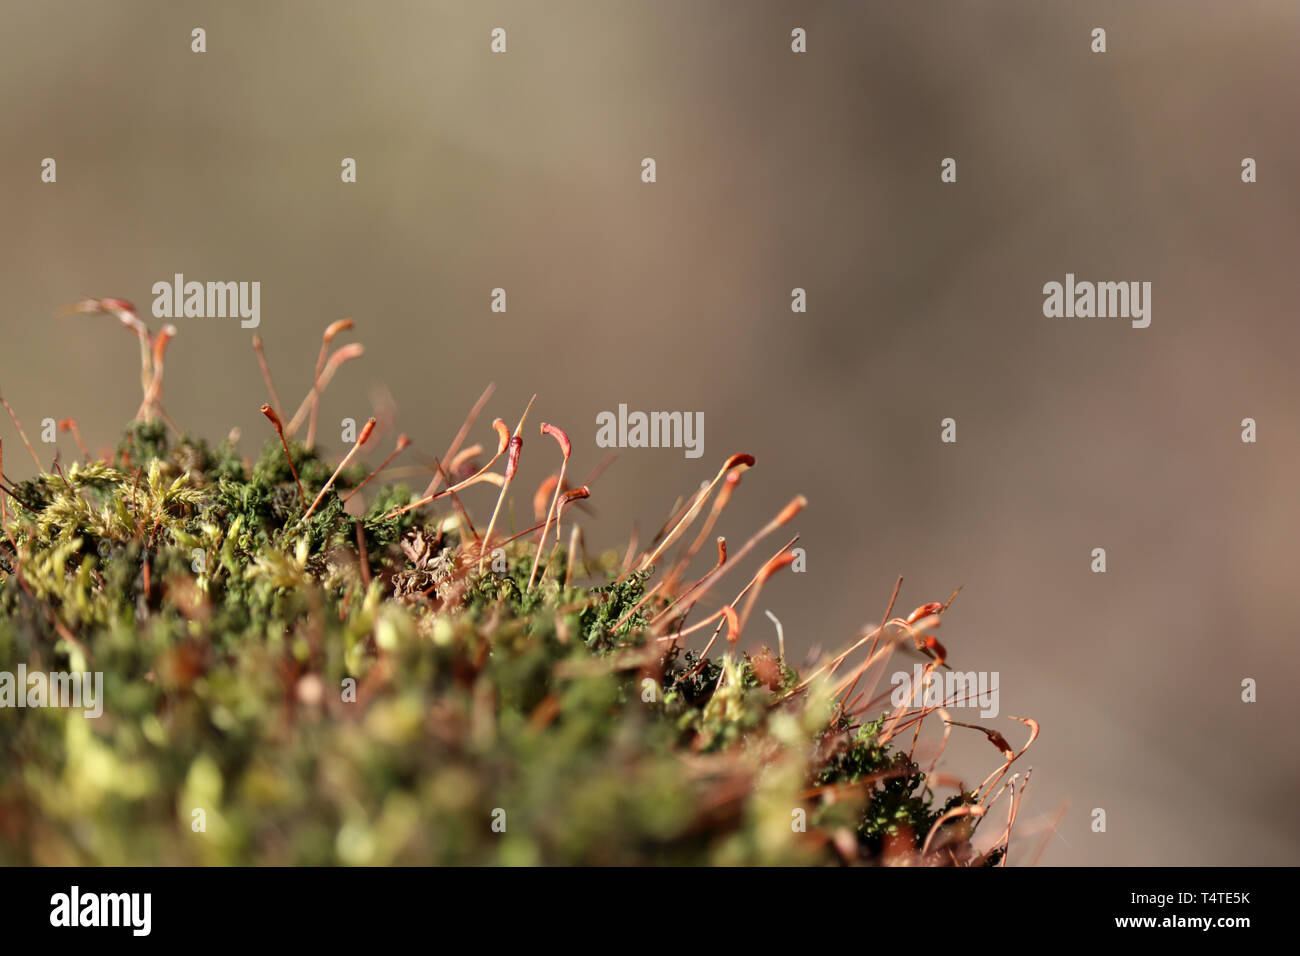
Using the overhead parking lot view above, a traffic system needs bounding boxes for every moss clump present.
[0,403,1022,866]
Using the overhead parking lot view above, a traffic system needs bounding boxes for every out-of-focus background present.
[2,1,1297,864]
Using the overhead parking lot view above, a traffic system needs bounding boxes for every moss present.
[578,567,653,649]
[0,403,1015,866]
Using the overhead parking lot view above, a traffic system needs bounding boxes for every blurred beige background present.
[2,1,1297,864]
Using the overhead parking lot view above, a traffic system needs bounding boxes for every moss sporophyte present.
[0,298,1038,865]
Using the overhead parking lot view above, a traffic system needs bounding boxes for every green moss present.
[0,413,1010,866]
